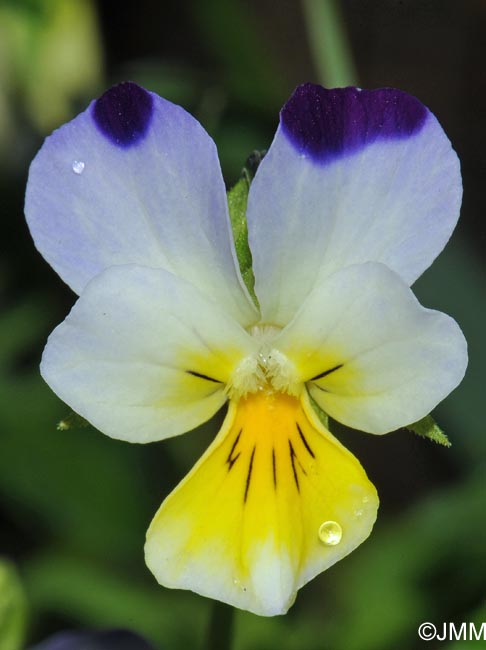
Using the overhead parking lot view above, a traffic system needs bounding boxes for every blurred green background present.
[0,0,485,648]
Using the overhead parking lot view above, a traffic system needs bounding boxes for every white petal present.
[247,84,462,325]
[25,82,257,326]
[41,265,258,443]
[274,262,467,434]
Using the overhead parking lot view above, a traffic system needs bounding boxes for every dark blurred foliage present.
[30,628,156,650]
[0,1,485,649]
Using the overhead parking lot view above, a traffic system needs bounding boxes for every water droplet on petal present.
[233,577,246,591]
[72,160,85,174]
[355,508,364,518]
[318,520,342,546]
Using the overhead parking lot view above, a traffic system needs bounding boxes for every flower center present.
[227,324,302,399]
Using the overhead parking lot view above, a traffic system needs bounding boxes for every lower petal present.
[145,390,378,616]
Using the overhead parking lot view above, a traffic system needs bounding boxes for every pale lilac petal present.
[247,84,462,325]
[25,82,257,326]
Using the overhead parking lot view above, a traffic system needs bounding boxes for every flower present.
[25,81,467,617]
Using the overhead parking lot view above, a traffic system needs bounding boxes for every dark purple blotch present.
[92,82,153,147]
[280,83,428,163]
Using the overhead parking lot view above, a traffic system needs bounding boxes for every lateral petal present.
[273,262,467,434]
[145,390,378,616]
[41,265,257,443]
[25,82,257,326]
[247,83,462,325]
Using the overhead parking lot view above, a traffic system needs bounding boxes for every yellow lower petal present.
[145,389,379,616]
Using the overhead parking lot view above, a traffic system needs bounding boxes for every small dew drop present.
[362,496,370,504]
[355,509,364,518]
[72,160,85,175]
[318,520,342,546]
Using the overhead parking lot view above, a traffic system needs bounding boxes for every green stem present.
[301,0,358,87]
[205,601,235,650]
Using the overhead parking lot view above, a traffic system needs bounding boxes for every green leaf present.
[0,559,27,650]
[323,469,486,650]
[24,551,206,648]
[227,150,265,302]
[407,415,451,447]
[0,304,151,562]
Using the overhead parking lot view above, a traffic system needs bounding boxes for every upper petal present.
[247,83,462,325]
[41,265,258,443]
[273,262,467,434]
[25,82,257,326]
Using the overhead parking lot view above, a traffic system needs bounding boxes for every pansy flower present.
[25,82,467,616]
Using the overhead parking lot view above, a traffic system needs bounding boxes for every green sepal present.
[407,415,451,447]
[57,411,90,431]
[307,389,330,430]
[0,559,28,650]
[227,150,266,303]
[227,174,254,294]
